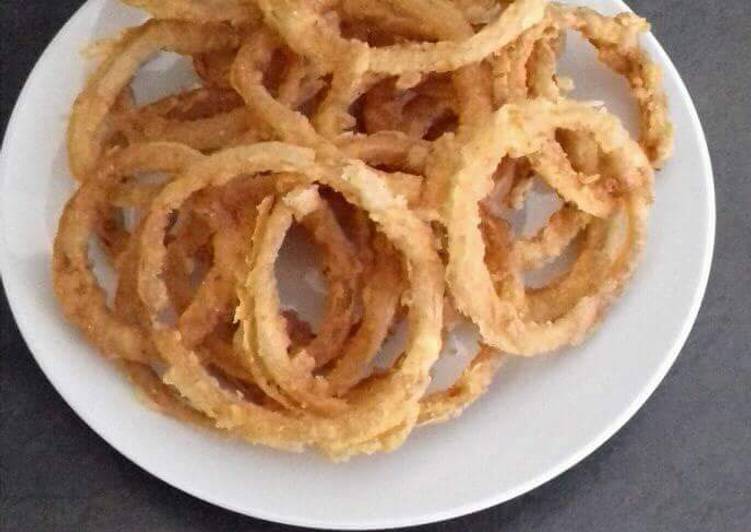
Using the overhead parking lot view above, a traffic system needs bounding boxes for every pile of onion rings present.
[53,0,672,460]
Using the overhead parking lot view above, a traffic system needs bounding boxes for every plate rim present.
[0,0,716,529]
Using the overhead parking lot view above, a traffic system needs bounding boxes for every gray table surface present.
[1,1,749,531]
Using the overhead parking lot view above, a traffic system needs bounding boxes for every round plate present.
[0,0,714,529]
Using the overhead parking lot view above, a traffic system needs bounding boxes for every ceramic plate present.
[0,0,714,529]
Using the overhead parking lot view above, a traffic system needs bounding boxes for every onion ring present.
[440,99,652,355]
[53,142,203,363]
[551,4,674,167]
[68,20,240,180]
[136,143,444,458]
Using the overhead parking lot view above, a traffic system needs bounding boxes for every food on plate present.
[53,0,672,460]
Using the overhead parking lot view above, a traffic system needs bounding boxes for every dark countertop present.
[1,1,749,531]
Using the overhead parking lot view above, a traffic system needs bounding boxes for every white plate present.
[0,0,714,529]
